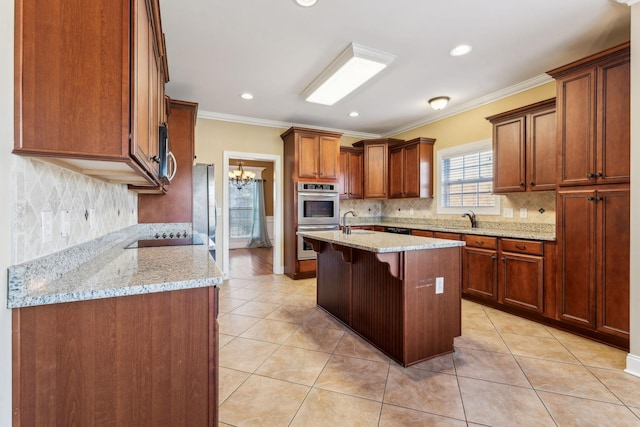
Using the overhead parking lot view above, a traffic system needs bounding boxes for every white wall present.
[1,0,13,422]
[627,2,640,376]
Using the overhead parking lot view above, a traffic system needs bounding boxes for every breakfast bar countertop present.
[7,224,223,309]
[297,229,466,253]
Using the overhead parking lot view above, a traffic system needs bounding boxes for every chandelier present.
[228,161,256,189]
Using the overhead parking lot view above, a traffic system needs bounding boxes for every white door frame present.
[223,151,283,278]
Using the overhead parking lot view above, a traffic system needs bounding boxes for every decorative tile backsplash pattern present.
[341,191,556,228]
[12,157,137,264]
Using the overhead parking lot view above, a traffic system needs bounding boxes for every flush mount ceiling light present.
[240,92,254,100]
[301,43,396,106]
[294,0,317,7]
[428,96,450,110]
[450,44,472,57]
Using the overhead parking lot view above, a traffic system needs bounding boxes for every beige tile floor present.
[217,273,640,427]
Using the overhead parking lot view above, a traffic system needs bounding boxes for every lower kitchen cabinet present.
[500,239,544,313]
[12,287,219,426]
[557,187,630,341]
[463,236,498,300]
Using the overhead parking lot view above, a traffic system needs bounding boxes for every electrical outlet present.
[503,208,514,218]
[409,208,414,215]
[61,209,71,237]
[520,208,528,219]
[435,277,444,294]
[88,208,95,230]
[41,211,53,243]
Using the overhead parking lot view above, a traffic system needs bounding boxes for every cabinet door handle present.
[491,255,497,260]
[519,182,525,187]
[530,181,536,187]
[587,196,595,201]
[501,257,506,262]
[587,173,595,178]
[596,172,603,178]
[516,244,526,250]
[596,196,603,201]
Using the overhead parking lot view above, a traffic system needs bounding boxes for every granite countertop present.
[8,224,223,309]
[353,220,556,242]
[297,230,466,253]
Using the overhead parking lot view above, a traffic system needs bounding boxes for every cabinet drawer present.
[501,238,543,255]
[412,229,434,238]
[465,235,497,249]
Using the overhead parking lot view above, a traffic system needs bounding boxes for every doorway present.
[222,151,282,278]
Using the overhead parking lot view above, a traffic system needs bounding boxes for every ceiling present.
[158,0,630,137]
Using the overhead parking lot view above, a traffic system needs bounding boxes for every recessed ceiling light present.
[349,111,359,117]
[240,92,254,100]
[294,0,317,7]
[450,44,472,57]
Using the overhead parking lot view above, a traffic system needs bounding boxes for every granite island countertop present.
[8,224,223,308]
[297,230,466,253]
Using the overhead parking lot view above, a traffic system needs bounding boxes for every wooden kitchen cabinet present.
[548,42,630,187]
[138,100,198,222]
[13,287,219,426]
[411,230,434,238]
[487,99,556,193]
[463,235,498,300]
[353,138,404,199]
[556,187,629,340]
[282,128,341,181]
[388,137,436,198]
[499,238,544,313]
[339,147,363,199]
[14,0,169,187]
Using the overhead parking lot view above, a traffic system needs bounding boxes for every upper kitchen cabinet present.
[14,0,169,187]
[388,137,435,198]
[353,138,404,199]
[339,147,363,199]
[281,127,342,182]
[487,99,556,193]
[547,42,630,187]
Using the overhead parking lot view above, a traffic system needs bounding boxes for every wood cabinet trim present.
[547,41,630,78]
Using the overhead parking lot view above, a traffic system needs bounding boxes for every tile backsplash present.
[341,192,556,227]
[12,157,137,264]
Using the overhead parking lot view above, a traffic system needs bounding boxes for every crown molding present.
[616,0,640,6]
[196,110,381,139]
[382,74,554,137]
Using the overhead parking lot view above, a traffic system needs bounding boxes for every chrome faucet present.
[342,210,357,234]
[462,210,478,228]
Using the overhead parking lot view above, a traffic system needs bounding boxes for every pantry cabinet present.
[14,0,169,187]
[548,42,630,187]
[353,138,404,199]
[556,187,629,339]
[388,137,436,198]
[487,99,556,193]
[339,147,363,199]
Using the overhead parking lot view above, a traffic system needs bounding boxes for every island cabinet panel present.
[351,250,405,362]
[13,287,218,427]
[315,242,352,325]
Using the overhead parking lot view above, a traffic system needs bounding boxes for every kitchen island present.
[8,224,223,426]
[298,230,465,366]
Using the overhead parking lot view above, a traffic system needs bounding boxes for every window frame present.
[436,139,501,215]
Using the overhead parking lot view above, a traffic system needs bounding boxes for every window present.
[229,181,255,238]
[437,139,500,215]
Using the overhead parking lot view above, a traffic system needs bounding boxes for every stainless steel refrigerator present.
[192,163,217,260]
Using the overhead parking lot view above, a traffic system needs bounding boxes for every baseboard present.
[624,353,640,378]
[275,266,284,275]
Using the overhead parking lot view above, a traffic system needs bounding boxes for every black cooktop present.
[125,234,204,249]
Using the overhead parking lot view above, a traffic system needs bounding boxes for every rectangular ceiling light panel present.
[302,43,396,106]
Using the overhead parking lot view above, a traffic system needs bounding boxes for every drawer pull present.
[476,240,484,246]
[515,244,526,250]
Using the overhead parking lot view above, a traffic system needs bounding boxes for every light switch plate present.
[435,277,444,294]
[520,208,528,219]
[503,208,514,218]
[41,211,53,243]
[61,209,71,237]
